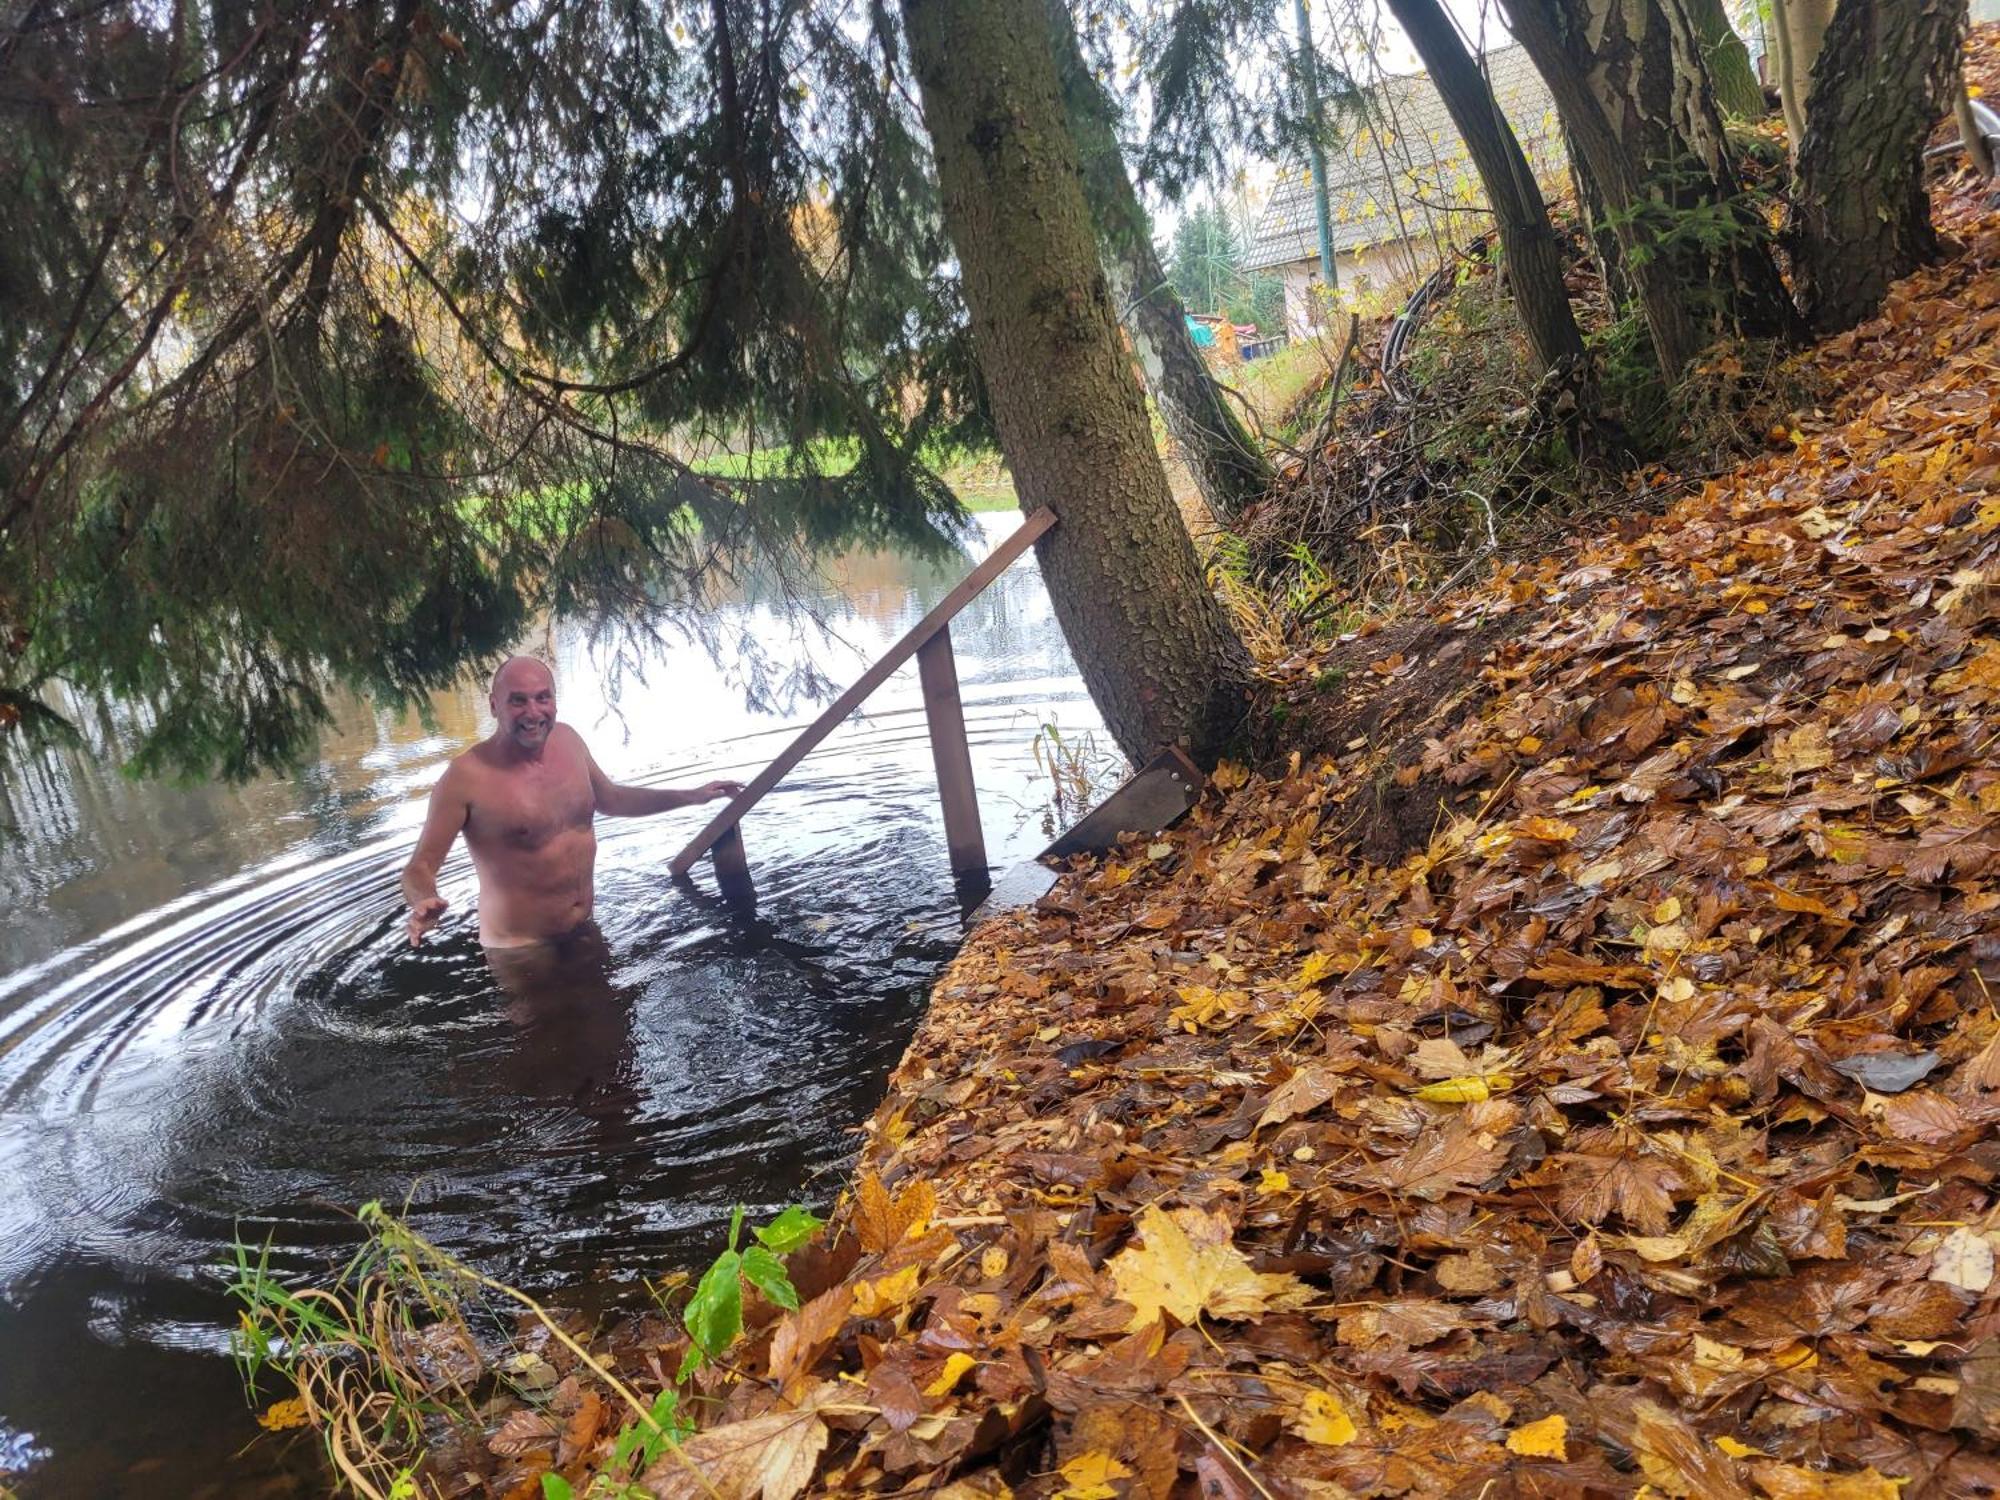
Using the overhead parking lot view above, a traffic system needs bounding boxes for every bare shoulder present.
[554,724,597,765]
[434,748,484,798]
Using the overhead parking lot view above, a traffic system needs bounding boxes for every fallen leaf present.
[1107,1204,1304,1329]
[1293,1389,1357,1446]
[1832,1050,1940,1093]
[1930,1227,1995,1292]
[1505,1413,1567,1460]
[924,1352,977,1397]
[257,1397,309,1432]
[1057,1452,1133,1500]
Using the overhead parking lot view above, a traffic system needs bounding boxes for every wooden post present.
[916,623,987,887]
[711,824,756,909]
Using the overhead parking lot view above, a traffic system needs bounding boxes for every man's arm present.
[583,743,742,818]
[401,764,470,945]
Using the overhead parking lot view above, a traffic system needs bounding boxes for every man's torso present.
[458,728,598,947]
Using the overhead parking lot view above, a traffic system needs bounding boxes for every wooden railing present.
[669,507,1059,905]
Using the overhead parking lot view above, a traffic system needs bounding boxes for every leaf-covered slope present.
[738,208,2000,1496]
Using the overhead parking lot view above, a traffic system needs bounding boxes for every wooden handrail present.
[669,507,1058,885]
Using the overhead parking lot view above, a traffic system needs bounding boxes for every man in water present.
[401,656,743,948]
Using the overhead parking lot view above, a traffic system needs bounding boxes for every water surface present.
[0,515,1109,1497]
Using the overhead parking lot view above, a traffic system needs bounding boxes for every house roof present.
[1244,44,1567,273]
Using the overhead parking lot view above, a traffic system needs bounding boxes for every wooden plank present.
[670,507,1057,877]
[710,824,756,908]
[1040,745,1203,859]
[917,624,987,887]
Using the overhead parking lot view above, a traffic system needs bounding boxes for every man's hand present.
[695,779,745,802]
[407,895,448,946]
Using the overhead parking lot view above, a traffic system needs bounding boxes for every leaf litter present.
[395,170,2000,1500]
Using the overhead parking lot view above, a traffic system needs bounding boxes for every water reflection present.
[0,514,1109,1498]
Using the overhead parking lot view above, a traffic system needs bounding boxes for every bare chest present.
[463,755,595,852]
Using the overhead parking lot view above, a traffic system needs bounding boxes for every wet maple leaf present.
[1107,1204,1305,1329]
[853,1173,935,1253]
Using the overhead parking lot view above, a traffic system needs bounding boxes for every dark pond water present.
[0,514,1110,1498]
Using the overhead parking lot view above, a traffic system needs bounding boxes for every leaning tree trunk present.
[1509,0,1796,381]
[1683,0,1766,118]
[1385,0,1588,378]
[1046,0,1273,521]
[1786,0,1964,332]
[901,0,1253,765]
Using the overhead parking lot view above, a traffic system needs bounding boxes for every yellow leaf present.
[850,1263,922,1318]
[924,1351,977,1396]
[258,1397,309,1431]
[1506,1413,1568,1460]
[1107,1204,1304,1330]
[1413,1074,1508,1103]
[1057,1451,1133,1500]
[1410,926,1434,948]
[1211,760,1249,790]
[1746,1461,1910,1499]
[1294,1389,1357,1446]
[1517,734,1544,755]
[1258,1168,1291,1196]
[1298,950,1339,987]
[1652,896,1682,923]
[1715,1436,1768,1458]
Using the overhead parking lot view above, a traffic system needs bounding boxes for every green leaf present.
[753,1205,825,1254]
[740,1245,800,1311]
[541,1476,574,1500]
[612,1390,689,1475]
[727,1202,746,1253]
[679,1248,743,1379]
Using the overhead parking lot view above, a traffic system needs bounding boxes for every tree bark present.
[1786,0,1964,332]
[1045,0,1273,521]
[1507,0,1796,381]
[1772,0,1838,148]
[1384,0,1588,378]
[901,0,1253,765]
[1683,0,1765,118]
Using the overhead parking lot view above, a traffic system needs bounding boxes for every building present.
[1244,43,1567,336]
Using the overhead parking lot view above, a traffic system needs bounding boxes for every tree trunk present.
[1385,0,1588,378]
[1567,127,1634,307]
[1508,0,1796,381]
[901,0,1253,765]
[1045,0,1273,521]
[1772,0,1838,149]
[1769,0,1806,144]
[1683,0,1765,118]
[1786,0,1964,332]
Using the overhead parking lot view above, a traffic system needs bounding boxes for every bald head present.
[491,655,554,698]
[489,656,557,754]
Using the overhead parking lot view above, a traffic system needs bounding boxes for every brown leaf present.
[854,1173,937,1254]
[647,1402,831,1500]
[1364,1119,1509,1201]
[488,1407,557,1460]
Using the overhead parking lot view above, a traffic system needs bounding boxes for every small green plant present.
[230,1199,824,1499]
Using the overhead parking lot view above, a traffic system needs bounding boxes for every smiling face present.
[490,657,557,753]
